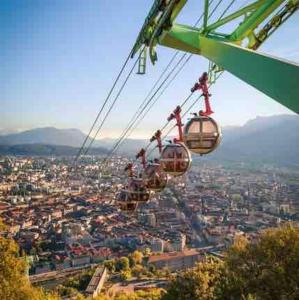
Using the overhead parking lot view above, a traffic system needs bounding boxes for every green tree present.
[114,293,136,300]
[217,225,299,300]
[120,269,132,281]
[55,285,84,299]
[135,289,164,300]
[161,257,223,300]
[0,219,59,300]
[143,248,151,257]
[116,257,130,272]
[114,289,164,300]
[162,224,299,300]
[104,259,116,273]
[94,295,110,300]
[63,268,94,290]
[132,264,145,279]
[129,250,143,267]
[231,194,242,202]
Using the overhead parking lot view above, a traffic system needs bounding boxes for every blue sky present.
[1,0,298,138]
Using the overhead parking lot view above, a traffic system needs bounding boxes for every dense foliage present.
[61,268,95,291]
[217,225,299,299]
[162,225,299,300]
[161,257,223,300]
[1,219,298,300]
[94,289,164,300]
[0,220,58,300]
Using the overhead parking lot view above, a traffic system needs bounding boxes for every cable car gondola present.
[183,72,221,154]
[116,189,138,212]
[159,106,192,177]
[160,142,191,176]
[137,139,168,192]
[144,162,168,192]
[117,163,150,212]
[183,115,221,154]
[128,177,150,202]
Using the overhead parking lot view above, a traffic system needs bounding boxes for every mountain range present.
[209,114,299,165]
[0,115,298,165]
[0,127,89,147]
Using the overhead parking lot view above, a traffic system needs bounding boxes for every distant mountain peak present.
[244,114,298,127]
[0,114,298,165]
[0,127,89,147]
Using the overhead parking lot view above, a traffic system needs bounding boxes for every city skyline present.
[1,0,298,139]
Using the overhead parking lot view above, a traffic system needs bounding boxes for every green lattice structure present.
[132,0,299,113]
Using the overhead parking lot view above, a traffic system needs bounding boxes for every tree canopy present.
[1,219,298,300]
[161,257,222,300]
[218,224,299,300]
[162,224,299,300]
[0,219,58,300]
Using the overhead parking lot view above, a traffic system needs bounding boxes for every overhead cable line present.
[74,48,135,163]
[102,52,181,158]
[103,0,227,162]
[123,54,193,146]
[83,50,143,156]
[103,53,190,162]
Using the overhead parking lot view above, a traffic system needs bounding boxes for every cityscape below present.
[0,141,298,298]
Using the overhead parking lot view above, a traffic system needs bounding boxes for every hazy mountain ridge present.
[0,127,91,147]
[0,144,108,156]
[210,114,299,165]
[0,115,298,164]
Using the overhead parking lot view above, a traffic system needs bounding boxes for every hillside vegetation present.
[1,222,298,300]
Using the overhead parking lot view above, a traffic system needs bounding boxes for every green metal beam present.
[203,0,209,30]
[132,0,299,113]
[160,24,299,112]
[229,0,284,41]
[205,0,264,33]
[131,0,187,58]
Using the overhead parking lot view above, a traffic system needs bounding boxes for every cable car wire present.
[122,55,193,154]
[74,49,135,163]
[102,0,227,162]
[103,53,190,162]
[102,52,181,159]
[83,52,142,156]
[103,0,231,165]
[218,0,237,20]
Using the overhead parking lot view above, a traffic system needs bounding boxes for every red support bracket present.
[191,72,214,116]
[167,105,183,142]
[124,163,134,177]
[150,130,163,154]
[136,148,146,169]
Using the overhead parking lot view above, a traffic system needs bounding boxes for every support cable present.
[103,0,226,162]
[104,53,190,161]
[103,0,230,166]
[83,53,141,156]
[103,52,180,158]
[74,49,134,163]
